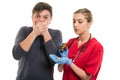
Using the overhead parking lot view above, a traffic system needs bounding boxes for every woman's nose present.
[74,22,79,27]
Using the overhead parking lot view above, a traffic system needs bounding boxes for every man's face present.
[32,10,52,26]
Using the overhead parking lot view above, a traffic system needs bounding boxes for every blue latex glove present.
[59,48,68,57]
[49,54,72,66]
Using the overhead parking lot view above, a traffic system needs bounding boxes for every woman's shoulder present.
[67,37,78,48]
[68,37,78,43]
[90,38,103,49]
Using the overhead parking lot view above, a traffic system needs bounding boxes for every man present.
[12,2,62,80]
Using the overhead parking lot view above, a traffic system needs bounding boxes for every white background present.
[0,0,120,80]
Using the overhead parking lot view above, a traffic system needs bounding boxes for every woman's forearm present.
[70,63,91,80]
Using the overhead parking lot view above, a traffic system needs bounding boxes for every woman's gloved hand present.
[49,54,72,66]
[59,48,68,57]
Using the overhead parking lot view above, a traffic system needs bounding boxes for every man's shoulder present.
[48,28,61,31]
[21,26,32,29]
[19,26,32,34]
[48,28,62,38]
[48,28,61,33]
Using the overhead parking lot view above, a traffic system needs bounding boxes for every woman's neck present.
[78,33,91,47]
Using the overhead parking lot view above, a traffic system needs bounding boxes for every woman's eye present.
[73,20,75,23]
[78,21,83,23]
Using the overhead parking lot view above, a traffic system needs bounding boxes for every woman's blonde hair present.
[74,8,93,22]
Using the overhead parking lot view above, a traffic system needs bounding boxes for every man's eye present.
[44,16,48,19]
[36,15,40,18]
[34,14,40,18]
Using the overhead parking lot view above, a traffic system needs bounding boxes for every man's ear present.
[49,18,52,24]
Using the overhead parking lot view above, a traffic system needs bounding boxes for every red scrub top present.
[62,38,103,80]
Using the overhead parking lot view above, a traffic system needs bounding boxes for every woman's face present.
[73,13,91,35]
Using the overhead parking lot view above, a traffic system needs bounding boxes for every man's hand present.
[32,22,48,36]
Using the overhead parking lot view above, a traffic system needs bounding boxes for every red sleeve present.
[85,44,104,76]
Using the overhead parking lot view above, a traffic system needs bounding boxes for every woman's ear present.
[88,21,93,29]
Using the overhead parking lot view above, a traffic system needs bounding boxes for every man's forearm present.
[42,31,52,43]
[20,31,37,52]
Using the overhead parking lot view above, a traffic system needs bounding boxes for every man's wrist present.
[42,30,52,42]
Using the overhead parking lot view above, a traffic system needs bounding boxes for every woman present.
[50,8,104,80]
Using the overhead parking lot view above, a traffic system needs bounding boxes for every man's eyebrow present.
[44,14,50,17]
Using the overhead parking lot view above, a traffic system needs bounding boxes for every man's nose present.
[37,17,45,22]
